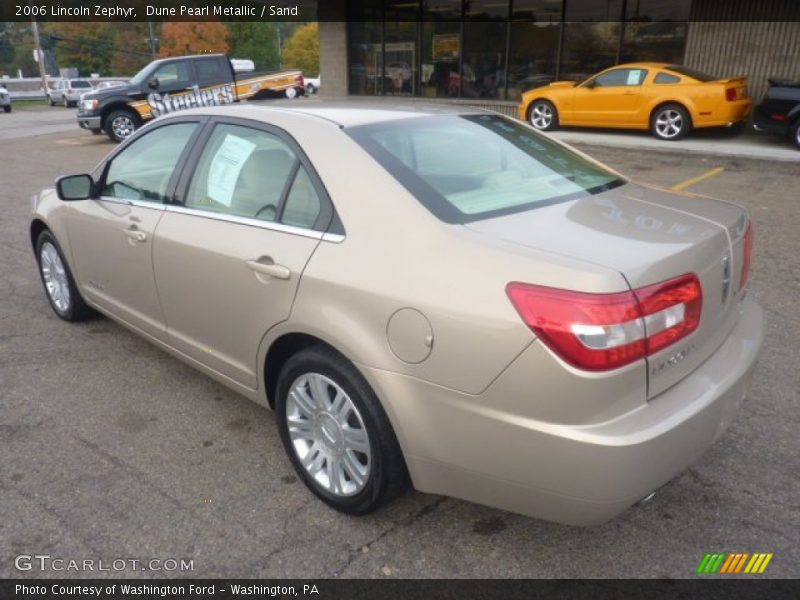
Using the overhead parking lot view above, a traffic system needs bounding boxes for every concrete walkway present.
[547,128,799,163]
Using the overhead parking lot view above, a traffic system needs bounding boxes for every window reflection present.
[347,0,692,99]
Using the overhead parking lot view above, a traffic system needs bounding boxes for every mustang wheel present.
[651,104,691,140]
[35,230,93,322]
[276,346,410,514]
[106,110,138,143]
[528,100,558,131]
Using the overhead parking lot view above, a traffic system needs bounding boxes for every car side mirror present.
[56,174,94,201]
[148,78,159,90]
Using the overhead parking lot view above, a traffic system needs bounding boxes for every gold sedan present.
[519,62,750,140]
[31,104,762,524]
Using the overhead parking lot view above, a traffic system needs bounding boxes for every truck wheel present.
[792,121,800,149]
[285,87,297,99]
[62,96,69,108]
[105,109,138,143]
[3,105,10,113]
[305,83,316,95]
[49,96,55,107]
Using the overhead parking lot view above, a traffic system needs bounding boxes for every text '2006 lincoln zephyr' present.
[30,104,762,525]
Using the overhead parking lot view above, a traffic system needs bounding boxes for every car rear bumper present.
[363,295,763,525]
[695,100,751,128]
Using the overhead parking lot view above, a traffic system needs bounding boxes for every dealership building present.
[318,0,800,114]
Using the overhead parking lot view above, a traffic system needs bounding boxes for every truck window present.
[196,57,230,87]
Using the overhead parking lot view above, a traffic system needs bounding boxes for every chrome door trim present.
[163,204,345,243]
[96,196,167,211]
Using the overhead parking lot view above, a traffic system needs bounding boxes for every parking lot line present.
[670,166,725,191]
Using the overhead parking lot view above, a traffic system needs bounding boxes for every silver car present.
[0,85,10,113]
[48,79,93,107]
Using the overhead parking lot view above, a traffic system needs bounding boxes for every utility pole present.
[31,18,49,94]
[147,22,157,60]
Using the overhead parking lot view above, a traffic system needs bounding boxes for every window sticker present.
[627,70,642,85]
[206,134,256,207]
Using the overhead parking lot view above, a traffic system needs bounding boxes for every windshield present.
[347,114,623,223]
[71,80,92,88]
[129,63,154,85]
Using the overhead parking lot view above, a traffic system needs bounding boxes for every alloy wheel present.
[111,115,134,139]
[285,372,371,497]
[530,103,553,129]
[655,109,684,139]
[40,242,71,313]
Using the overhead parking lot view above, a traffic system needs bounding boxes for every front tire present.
[651,103,691,140]
[275,346,410,515]
[791,121,800,149]
[305,83,316,95]
[528,100,559,131]
[3,104,9,113]
[35,230,93,322]
[105,109,138,143]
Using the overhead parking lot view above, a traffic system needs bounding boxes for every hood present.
[81,83,136,102]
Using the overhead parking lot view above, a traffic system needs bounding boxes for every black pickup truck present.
[77,53,304,143]
[753,79,800,149]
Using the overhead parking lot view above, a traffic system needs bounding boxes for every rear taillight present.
[740,221,754,290]
[725,88,736,101]
[506,274,702,371]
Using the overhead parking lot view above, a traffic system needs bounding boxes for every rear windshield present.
[666,65,716,82]
[347,114,623,223]
[71,80,92,88]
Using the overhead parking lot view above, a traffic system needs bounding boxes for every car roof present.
[178,101,487,128]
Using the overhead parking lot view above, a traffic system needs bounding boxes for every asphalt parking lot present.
[1,111,798,579]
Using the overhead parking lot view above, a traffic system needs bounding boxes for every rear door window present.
[184,123,326,230]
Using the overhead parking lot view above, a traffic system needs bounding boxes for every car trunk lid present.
[466,182,750,398]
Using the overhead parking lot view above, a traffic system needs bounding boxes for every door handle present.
[124,228,147,242]
[623,90,636,95]
[246,258,291,280]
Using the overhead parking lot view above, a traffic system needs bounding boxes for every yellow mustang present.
[518,63,750,140]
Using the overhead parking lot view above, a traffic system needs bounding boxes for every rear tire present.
[105,109,139,143]
[3,105,9,113]
[305,83,316,95]
[651,103,691,140]
[528,100,559,131]
[35,230,94,322]
[49,96,55,107]
[275,345,410,515]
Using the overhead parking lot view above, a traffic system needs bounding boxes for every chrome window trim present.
[164,204,345,243]
[97,196,166,211]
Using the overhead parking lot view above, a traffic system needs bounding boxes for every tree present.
[111,23,157,76]
[47,22,116,76]
[281,22,319,76]
[226,23,280,71]
[159,22,229,58]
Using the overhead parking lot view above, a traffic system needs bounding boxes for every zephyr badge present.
[721,254,731,302]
